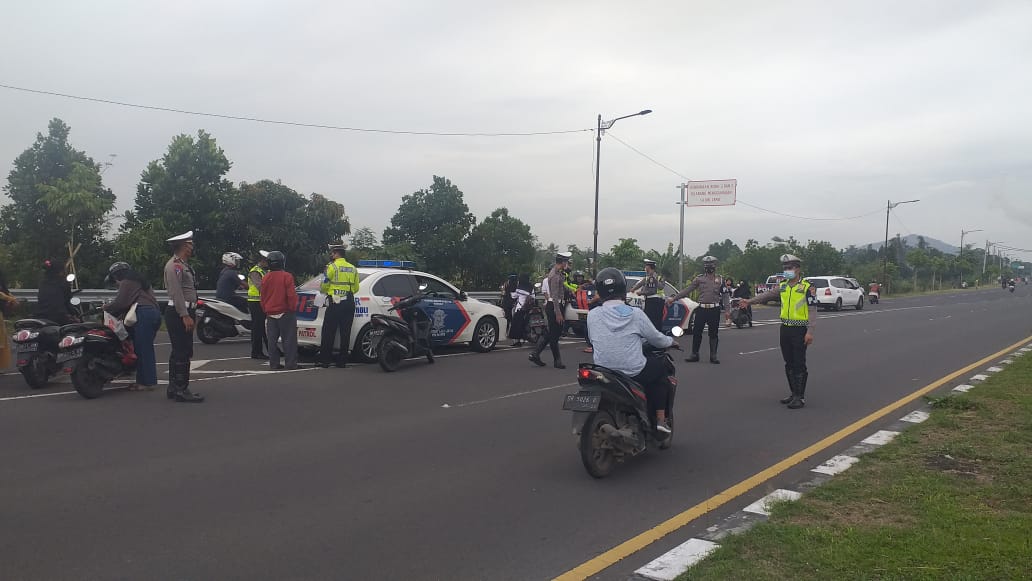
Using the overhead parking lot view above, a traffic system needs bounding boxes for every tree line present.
[1,119,1023,292]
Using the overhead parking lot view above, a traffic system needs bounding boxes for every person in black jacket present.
[732,279,754,327]
[35,259,77,324]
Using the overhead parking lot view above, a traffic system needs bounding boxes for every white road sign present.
[687,179,737,206]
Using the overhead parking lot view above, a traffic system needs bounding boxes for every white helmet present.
[222,252,243,268]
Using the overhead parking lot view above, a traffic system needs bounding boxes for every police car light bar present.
[622,270,647,277]
[358,260,416,269]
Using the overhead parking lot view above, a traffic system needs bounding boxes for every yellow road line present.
[553,335,1032,580]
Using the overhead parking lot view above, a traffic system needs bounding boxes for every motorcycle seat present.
[60,321,107,334]
[16,318,61,329]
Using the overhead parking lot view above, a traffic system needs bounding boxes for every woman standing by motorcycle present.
[104,262,161,391]
[508,274,534,347]
[732,279,753,327]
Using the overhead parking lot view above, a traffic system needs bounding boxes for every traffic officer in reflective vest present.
[247,250,270,360]
[668,256,724,363]
[163,230,204,403]
[319,243,360,368]
[745,254,817,409]
[632,259,666,331]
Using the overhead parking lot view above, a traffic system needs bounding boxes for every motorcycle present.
[195,275,251,344]
[1008,282,1016,293]
[58,309,137,399]
[730,297,751,328]
[563,327,683,479]
[11,274,82,389]
[370,290,434,372]
[868,289,880,305]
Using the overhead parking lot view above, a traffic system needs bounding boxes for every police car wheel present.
[471,318,498,353]
[352,325,378,363]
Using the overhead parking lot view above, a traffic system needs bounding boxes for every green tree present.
[382,176,474,278]
[907,248,930,292]
[802,240,843,277]
[701,238,742,263]
[462,208,536,289]
[0,119,115,286]
[606,238,645,271]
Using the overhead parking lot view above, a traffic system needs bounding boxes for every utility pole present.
[675,183,687,288]
[882,199,920,290]
[959,228,982,286]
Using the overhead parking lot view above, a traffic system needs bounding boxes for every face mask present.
[783,269,797,280]
[705,266,715,273]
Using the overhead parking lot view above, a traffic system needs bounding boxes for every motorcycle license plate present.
[56,347,84,364]
[17,343,38,353]
[563,393,601,412]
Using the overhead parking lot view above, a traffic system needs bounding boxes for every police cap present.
[166,230,193,243]
[780,254,802,267]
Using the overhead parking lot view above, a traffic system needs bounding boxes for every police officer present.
[632,259,666,330]
[247,250,270,360]
[667,255,723,363]
[745,254,817,409]
[319,243,360,368]
[530,252,569,369]
[163,230,203,403]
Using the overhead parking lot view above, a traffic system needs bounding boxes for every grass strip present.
[681,353,1032,581]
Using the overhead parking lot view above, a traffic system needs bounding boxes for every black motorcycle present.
[370,292,434,372]
[11,274,83,389]
[57,309,136,399]
[563,327,683,478]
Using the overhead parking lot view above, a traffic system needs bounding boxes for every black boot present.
[787,371,807,409]
[171,361,204,403]
[780,368,795,404]
[167,359,178,400]
[685,352,700,362]
[709,337,720,364]
[529,336,547,367]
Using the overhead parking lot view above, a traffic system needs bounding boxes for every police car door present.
[661,280,688,331]
[371,273,419,314]
[414,274,470,345]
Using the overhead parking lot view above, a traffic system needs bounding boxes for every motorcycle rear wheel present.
[71,364,106,399]
[378,340,405,372]
[196,318,221,345]
[579,410,618,479]
[20,356,49,389]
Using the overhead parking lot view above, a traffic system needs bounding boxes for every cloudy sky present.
[2,0,1030,260]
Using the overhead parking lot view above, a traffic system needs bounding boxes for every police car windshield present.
[298,272,369,291]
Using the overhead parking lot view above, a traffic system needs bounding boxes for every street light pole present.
[591,109,652,276]
[676,183,687,287]
[882,199,920,290]
[959,228,982,286]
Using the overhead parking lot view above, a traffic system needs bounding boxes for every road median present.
[679,348,1032,580]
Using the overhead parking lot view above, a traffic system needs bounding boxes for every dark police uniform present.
[670,272,723,363]
[749,267,818,408]
[319,250,360,367]
[632,262,666,331]
[163,230,202,402]
[530,261,568,368]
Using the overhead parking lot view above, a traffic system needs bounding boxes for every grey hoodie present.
[587,300,674,376]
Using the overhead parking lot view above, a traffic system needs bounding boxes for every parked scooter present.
[57,310,137,399]
[11,274,82,389]
[730,297,752,328]
[1008,280,1016,293]
[370,290,434,372]
[563,327,683,478]
[196,275,252,344]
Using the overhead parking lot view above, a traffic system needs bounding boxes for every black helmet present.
[266,251,286,270]
[595,267,626,301]
[106,261,131,284]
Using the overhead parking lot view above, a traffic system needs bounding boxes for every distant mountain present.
[859,234,959,255]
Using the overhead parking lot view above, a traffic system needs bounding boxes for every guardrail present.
[10,289,503,305]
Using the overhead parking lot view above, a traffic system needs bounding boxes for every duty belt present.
[699,303,720,308]
[781,319,808,327]
[168,301,197,309]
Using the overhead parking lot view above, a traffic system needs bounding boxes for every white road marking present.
[739,347,778,356]
[742,489,802,516]
[986,366,1003,373]
[444,382,578,409]
[970,374,989,382]
[901,410,930,423]
[812,455,860,476]
[953,384,975,393]
[634,538,720,581]
[861,430,900,446]
[1000,359,1015,365]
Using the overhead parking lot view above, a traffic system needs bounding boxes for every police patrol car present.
[295,260,506,362]
[565,271,699,334]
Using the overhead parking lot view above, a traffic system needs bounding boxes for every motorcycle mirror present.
[671,326,685,337]
[70,297,81,306]
[418,283,429,292]
[66,273,77,283]
[238,274,246,281]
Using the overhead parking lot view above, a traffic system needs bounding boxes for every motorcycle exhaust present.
[600,423,643,453]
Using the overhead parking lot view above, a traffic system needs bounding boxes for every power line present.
[0,83,593,137]
[606,131,885,222]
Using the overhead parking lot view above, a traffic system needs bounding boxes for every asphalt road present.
[1,286,1030,580]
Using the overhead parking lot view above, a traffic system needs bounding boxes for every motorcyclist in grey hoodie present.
[587,267,678,433]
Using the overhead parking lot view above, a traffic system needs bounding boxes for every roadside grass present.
[680,353,1032,581]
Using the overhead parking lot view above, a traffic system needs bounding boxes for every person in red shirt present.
[260,251,301,370]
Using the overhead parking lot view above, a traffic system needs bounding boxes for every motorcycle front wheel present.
[378,339,405,372]
[579,410,618,479]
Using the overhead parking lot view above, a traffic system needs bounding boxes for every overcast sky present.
[2,0,1030,260]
